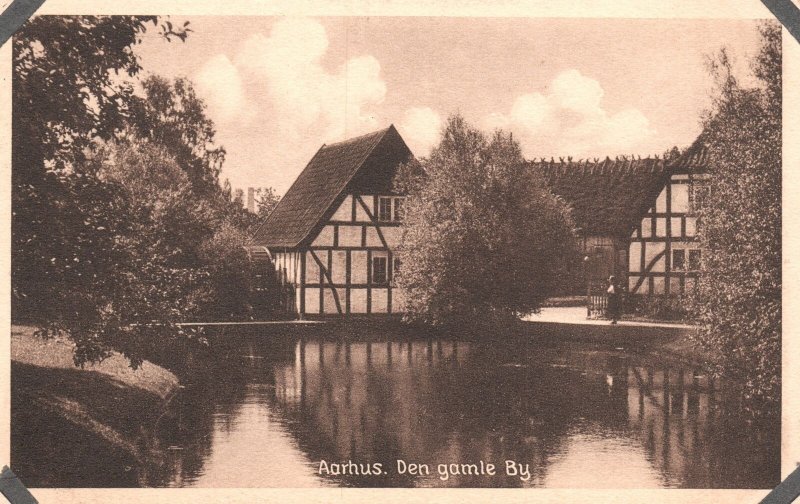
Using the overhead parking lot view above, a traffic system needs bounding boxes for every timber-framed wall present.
[628,172,707,296]
[273,193,406,316]
[255,125,413,317]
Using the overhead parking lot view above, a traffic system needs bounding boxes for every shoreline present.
[10,317,715,487]
[10,325,181,487]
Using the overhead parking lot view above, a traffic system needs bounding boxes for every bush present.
[196,224,255,321]
[394,115,576,327]
[629,295,690,322]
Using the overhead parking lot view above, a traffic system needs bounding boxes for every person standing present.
[607,275,620,324]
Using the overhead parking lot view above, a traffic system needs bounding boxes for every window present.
[671,249,686,270]
[393,257,402,273]
[378,197,393,222]
[377,196,406,222]
[688,249,702,271]
[372,256,388,284]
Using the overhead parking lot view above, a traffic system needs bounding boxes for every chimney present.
[247,187,255,213]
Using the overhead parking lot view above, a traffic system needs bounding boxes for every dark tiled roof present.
[529,157,669,238]
[251,126,398,248]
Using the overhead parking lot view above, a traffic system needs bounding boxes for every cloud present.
[188,18,394,195]
[235,18,387,140]
[194,54,252,124]
[483,69,655,158]
[397,107,443,156]
[551,69,604,112]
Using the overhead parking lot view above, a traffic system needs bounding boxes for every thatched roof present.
[529,156,669,238]
[254,122,707,246]
[669,136,710,173]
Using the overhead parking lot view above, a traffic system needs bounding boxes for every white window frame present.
[377,196,406,222]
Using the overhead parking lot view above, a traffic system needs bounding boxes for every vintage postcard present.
[1,1,797,503]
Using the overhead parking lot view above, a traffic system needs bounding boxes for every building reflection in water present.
[259,337,777,488]
[158,334,779,488]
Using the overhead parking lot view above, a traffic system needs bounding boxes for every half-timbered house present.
[627,141,709,295]
[252,125,707,318]
[250,125,413,316]
[530,141,708,297]
[529,157,669,293]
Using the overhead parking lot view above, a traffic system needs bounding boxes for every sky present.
[134,17,765,195]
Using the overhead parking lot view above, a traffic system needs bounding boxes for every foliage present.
[37,138,206,368]
[224,185,282,234]
[12,16,269,368]
[691,22,781,412]
[197,224,255,321]
[100,135,219,267]
[630,295,690,322]
[12,15,190,321]
[255,187,282,219]
[394,115,577,326]
[129,75,265,234]
[129,75,226,197]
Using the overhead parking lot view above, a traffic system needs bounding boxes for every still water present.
[145,331,779,489]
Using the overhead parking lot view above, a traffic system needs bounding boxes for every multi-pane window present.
[688,249,702,271]
[377,196,406,222]
[670,248,701,271]
[671,249,686,270]
[372,256,388,284]
[378,197,393,222]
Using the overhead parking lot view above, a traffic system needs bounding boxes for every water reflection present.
[153,334,778,488]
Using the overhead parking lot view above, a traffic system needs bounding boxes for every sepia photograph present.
[5,10,786,496]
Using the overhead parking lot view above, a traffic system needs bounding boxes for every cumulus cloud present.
[188,18,395,194]
[194,54,252,124]
[397,107,443,156]
[235,18,386,140]
[484,69,655,159]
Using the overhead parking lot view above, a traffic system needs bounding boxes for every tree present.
[12,16,189,320]
[197,224,255,321]
[692,22,781,412]
[11,16,269,367]
[40,137,206,368]
[255,187,282,219]
[129,75,226,197]
[394,115,576,326]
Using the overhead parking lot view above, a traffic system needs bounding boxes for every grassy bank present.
[11,325,180,487]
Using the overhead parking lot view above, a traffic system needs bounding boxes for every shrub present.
[394,115,576,327]
[629,295,690,322]
[196,224,255,321]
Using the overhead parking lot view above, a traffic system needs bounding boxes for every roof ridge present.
[293,126,396,246]
[250,126,399,246]
[667,136,708,170]
[250,125,412,248]
[323,126,391,148]
[529,156,666,176]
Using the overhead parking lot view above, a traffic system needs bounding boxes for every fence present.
[586,280,629,320]
[587,280,608,319]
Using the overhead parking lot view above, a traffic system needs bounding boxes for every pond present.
[142,328,779,489]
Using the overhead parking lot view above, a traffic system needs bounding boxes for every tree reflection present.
[153,330,779,488]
